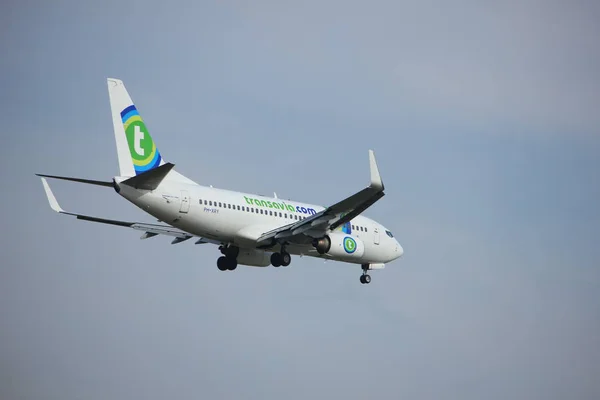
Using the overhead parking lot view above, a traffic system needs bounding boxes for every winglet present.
[369,150,384,191]
[41,178,65,213]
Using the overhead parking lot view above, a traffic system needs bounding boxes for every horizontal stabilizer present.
[121,162,175,190]
[36,173,113,187]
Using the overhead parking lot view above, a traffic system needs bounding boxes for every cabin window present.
[217,202,221,207]
[351,224,355,230]
[260,209,263,214]
[209,201,213,206]
[237,205,240,210]
[279,212,282,217]
[204,200,207,205]
[198,199,202,204]
[284,214,287,218]
[365,227,368,232]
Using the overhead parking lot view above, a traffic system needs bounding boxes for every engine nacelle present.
[313,236,331,254]
[237,248,271,267]
[318,232,365,260]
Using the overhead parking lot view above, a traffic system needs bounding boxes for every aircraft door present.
[179,190,190,213]
[373,227,380,245]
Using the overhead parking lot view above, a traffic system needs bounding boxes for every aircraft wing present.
[256,150,385,246]
[39,178,220,245]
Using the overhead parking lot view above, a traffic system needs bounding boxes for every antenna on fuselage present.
[274,192,278,199]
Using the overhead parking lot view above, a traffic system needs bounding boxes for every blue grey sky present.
[1,1,599,399]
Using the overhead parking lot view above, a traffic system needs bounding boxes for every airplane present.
[37,78,404,284]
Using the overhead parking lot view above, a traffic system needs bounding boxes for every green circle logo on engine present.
[343,237,357,254]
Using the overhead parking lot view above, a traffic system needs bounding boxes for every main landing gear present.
[270,248,291,267]
[217,245,238,271]
[360,265,371,284]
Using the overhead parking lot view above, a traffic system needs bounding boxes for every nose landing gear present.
[360,265,371,284]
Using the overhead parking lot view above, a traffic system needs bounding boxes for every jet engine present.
[313,232,365,260]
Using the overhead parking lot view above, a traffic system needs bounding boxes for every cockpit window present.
[386,230,394,238]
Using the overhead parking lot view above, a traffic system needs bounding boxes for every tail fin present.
[108,78,163,177]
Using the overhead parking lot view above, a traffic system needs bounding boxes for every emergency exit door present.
[179,190,190,213]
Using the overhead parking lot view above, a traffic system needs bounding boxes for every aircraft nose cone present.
[396,242,404,258]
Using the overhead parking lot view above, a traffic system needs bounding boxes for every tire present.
[228,259,238,270]
[270,252,282,267]
[364,274,371,284]
[217,256,228,271]
[281,252,291,267]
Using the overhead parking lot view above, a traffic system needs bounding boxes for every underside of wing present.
[257,150,385,247]
[39,177,220,245]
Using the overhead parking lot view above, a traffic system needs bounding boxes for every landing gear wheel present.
[227,258,238,270]
[270,253,282,267]
[281,252,291,267]
[360,274,371,284]
[217,256,229,271]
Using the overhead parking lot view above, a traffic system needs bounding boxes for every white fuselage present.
[115,178,402,266]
